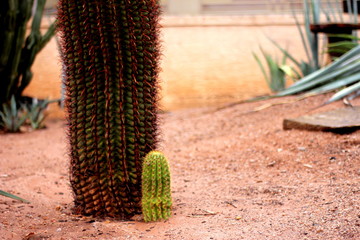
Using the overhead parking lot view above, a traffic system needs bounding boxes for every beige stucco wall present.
[25,15,308,118]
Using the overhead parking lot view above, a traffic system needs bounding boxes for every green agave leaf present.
[267,58,280,74]
[299,61,315,77]
[281,50,287,64]
[323,0,342,22]
[308,72,360,94]
[353,0,359,23]
[293,67,303,80]
[0,112,5,127]
[346,0,352,16]
[17,113,28,128]
[327,34,360,41]
[277,60,360,96]
[266,34,319,78]
[325,80,360,104]
[311,0,320,24]
[328,41,358,49]
[327,43,358,56]
[290,45,360,88]
[263,50,287,92]
[0,96,28,132]
[252,52,270,84]
[30,113,45,129]
[292,8,312,65]
[267,37,302,70]
[322,4,332,22]
[10,96,17,118]
[328,47,357,55]
[305,0,319,69]
[328,41,358,50]
[253,48,287,92]
[334,0,344,22]
[0,190,30,203]
[2,105,11,117]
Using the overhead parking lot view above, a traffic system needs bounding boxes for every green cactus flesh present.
[142,151,172,222]
[58,0,161,219]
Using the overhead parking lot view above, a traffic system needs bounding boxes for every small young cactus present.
[142,151,172,222]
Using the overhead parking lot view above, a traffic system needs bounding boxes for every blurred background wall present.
[28,0,339,118]
[44,0,308,15]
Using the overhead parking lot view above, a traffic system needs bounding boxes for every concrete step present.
[283,106,360,133]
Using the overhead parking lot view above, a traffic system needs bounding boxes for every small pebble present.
[303,164,313,169]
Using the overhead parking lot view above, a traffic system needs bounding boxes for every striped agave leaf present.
[0,190,30,203]
[275,44,360,104]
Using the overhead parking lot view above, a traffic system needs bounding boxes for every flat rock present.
[283,107,360,133]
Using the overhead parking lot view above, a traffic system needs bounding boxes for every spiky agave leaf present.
[280,46,360,92]
[325,80,360,105]
[0,190,30,203]
[252,47,287,92]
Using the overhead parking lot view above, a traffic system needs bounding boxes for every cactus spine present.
[142,151,172,222]
[57,0,161,218]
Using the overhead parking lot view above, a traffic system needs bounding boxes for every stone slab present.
[283,107,360,133]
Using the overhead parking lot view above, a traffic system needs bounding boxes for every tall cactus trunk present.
[57,0,161,218]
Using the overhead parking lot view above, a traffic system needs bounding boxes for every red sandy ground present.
[0,94,360,240]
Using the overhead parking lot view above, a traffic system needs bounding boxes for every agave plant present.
[255,0,360,104]
[260,0,324,84]
[0,95,27,132]
[276,44,360,105]
[327,33,360,56]
[23,99,53,130]
[289,0,359,72]
[254,0,324,94]
[253,48,294,93]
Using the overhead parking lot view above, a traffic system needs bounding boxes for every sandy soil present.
[1,93,360,240]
